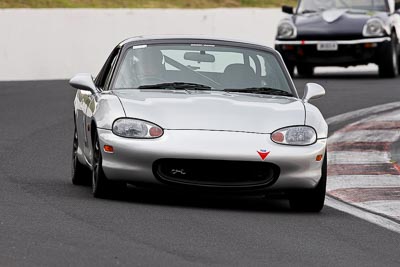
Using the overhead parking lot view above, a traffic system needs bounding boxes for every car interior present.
[113,46,290,92]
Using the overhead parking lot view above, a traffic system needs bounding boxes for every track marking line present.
[328,151,390,164]
[327,175,400,191]
[329,130,400,143]
[329,187,400,203]
[325,196,400,234]
[325,102,400,233]
[326,102,400,125]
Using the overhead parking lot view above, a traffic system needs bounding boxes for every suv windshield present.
[112,43,293,95]
[297,0,388,13]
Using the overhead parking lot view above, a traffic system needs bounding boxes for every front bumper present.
[275,37,390,67]
[98,128,327,192]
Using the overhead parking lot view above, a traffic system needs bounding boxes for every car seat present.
[221,64,261,89]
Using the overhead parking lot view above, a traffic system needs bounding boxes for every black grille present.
[153,159,280,187]
[277,44,378,66]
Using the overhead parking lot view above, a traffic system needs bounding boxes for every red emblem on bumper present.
[257,150,270,161]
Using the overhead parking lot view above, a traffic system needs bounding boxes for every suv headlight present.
[112,118,164,138]
[363,18,385,37]
[271,126,317,146]
[277,21,297,39]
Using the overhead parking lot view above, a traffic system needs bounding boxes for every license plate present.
[317,42,338,51]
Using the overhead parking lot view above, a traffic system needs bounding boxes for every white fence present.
[0,8,284,81]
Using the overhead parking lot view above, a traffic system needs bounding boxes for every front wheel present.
[72,125,90,185]
[378,34,399,78]
[92,130,125,198]
[289,152,327,212]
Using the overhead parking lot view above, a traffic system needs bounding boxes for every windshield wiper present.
[223,87,294,97]
[300,9,317,14]
[138,82,212,90]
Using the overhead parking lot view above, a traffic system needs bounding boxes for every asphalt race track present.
[1,72,400,266]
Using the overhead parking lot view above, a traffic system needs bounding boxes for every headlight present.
[271,126,317,146]
[112,118,164,138]
[363,18,385,37]
[277,21,297,39]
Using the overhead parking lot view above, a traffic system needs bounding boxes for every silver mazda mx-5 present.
[70,36,328,212]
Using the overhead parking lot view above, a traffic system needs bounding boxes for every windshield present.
[297,0,389,13]
[112,43,293,95]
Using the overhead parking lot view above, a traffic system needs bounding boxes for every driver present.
[132,47,166,83]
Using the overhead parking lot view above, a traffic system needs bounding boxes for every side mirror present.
[69,73,97,93]
[282,5,294,14]
[303,83,325,102]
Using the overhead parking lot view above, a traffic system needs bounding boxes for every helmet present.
[132,47,165,77]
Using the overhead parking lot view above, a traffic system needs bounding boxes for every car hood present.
[113,90,305,133]
[293,9,384,39]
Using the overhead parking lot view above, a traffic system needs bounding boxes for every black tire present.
[92,130,125,198]
[297,65,314,77]
[289,153,327,212]
[378,33,399,78]
[72,125,91,185]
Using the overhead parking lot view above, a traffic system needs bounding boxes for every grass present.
[0,0,297,8]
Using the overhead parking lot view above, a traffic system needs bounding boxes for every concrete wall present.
[0,8,284,81]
